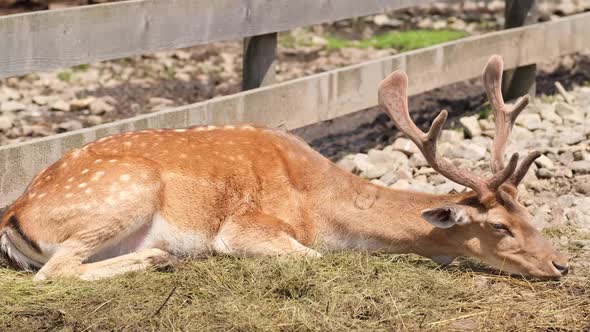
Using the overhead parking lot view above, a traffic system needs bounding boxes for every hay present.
[1,249,588,331]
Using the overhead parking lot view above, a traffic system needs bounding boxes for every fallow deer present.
[0,55,568,281]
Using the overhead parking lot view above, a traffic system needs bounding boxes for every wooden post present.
[502,0,537,99]
[242,33,278,90]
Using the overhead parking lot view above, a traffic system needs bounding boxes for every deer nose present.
[552,261,569,276]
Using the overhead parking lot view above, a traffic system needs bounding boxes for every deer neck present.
[317,170,472,261]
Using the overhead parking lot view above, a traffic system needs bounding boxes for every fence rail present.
[0,10,589,207]
[0,0,438,79]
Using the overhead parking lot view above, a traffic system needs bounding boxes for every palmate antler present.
[484,56,542,186]
[378,55,539,203]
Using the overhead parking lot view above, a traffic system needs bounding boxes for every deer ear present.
[421,205,471,228]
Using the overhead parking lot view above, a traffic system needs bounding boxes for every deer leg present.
[33,247,177,281]
[213,212,321,257]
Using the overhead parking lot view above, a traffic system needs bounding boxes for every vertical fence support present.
[242,33,278,90]
[502,0,537,99]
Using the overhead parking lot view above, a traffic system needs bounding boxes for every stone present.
[86,115,103,126]
[391,137,420,156]
[530,204,550,230]
[363,164,389,179]
[516,113,543,130]
[539,106,563,124]
[446,142,486,161]
[554,132,584,146]
[409,153,428,167]
[149,97,174,105]
[337,155,356,173]
[390,179,411,191]
[0,100,26,112]
[57,120,83,132]
[89,99,115,115]
[536,168,553,179]
[459,115,482,138]
[50,100,71,112]
[70,97,96,110]
[353,154,370,173]
[439,129,464,143]
[32,95,53,106]
[573,175,590,195]
[555,101,577,117]
[0,115,13,131]
[534,154,555,169]
[368,149,394,165]
[571,160,590,174]
[0,86,20,101]
[382,147,410,171]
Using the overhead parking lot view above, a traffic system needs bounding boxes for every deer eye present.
[489,223,513,237]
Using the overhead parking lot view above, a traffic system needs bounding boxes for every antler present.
[483,55,541,187]
[378,70,518,202]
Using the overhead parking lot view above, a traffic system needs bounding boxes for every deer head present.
[378,55,569,278]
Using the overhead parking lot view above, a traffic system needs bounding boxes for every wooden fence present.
[0,0,588,207]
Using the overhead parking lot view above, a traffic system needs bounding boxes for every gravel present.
[338,84,590,237]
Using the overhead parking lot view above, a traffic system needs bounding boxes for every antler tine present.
[484,55,531,174]
[378,70,505,200]
[509,150,542,187]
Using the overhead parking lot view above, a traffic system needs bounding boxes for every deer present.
[0,55,568,281]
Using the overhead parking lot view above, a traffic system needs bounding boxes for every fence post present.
[242,33,278,90]
[502,0,537,99]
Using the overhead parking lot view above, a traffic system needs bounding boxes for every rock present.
[0,86,20,101]
[440,129,464,143]
[390,179,411,191]
[353,154,370,173]
[536,168,553,179]
[149,97,174,106]
[0,115,13,131]
[459,115,482,138]
[409,153,428,167]
[337,155,356,172]
[382,147,409,170]
[370,179,387,187]
[32,95,53,106]
[538,105,563,124]
[363,164,389,179]
[89,99,115,115]
[70,97,96,111]
[391,137,420,156]
[379,171,399,185]
[0,100,26,112]
[573,175,590,195]
[555,101,577,117]
[407,180,436,194]
[571,160,590,174]
[446,142,486,161]
[534,154,555,169]
[555,102,584,123]
[368,149,394,165]
[86,115,103,126]
[57,120,83,132]
[530,204,550,230]
[516,113,542,130]
[50,100,71,112]
[554,132,584,146]
[435,181,467,194]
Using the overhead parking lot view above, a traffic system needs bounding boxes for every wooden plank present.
[0,11,589,207]
[0,0,436,79]
[242,33,277,90]
[502,0,537,99]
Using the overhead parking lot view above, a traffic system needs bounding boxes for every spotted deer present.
[0,55,568,281]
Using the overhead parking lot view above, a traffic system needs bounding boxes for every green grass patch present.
[1,253,588,331]
[326,29,468,51]
[57,71,72,82]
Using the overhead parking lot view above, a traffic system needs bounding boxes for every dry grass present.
[1,248,589,331]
